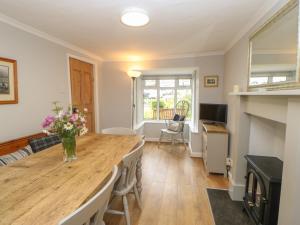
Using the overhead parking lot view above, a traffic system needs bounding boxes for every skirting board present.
[144,137,189,143]
[228,172,245,201]
[144,137,202,158]
[189,142,202,158]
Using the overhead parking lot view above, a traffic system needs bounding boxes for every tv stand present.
[202,120,224,126]
[202,123,228,176]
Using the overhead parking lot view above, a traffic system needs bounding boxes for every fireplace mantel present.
[227,92,300,225]
[229,89,300,96]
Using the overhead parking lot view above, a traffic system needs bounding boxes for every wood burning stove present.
[243,155,283,225]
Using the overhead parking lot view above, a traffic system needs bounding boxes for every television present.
[199,103,228,124]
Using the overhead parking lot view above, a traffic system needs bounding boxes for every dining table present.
[0,133,142,225]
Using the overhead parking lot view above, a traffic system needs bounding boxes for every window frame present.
[142,78,193,121]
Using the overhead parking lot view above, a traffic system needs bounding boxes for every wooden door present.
[69,58,95,132]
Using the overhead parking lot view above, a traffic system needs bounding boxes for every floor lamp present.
[127,70,142,129]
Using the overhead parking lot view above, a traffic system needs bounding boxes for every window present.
[143,77,192,120]
[272,76,287,83]
[249,77,268,86]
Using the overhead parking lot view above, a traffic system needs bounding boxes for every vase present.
[62,136,77,162]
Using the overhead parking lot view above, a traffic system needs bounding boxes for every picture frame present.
[0,57,18,104]
[204,75,218,87]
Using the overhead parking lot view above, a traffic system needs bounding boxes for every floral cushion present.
[29,135,61,153]
[0,145,33,166]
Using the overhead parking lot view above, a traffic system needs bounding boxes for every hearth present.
[243,155,283,225]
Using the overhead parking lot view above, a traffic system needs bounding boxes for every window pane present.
[160,80,175,87]
[272,76,287,83]
[249,77,268,85]
[143,89,157,120]
[177,89,192,120]
[179,79,191,86]
[159,89,175,120]
[144,80,156,86]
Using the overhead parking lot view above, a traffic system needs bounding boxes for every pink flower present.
[42,115,55,128]
[70,113,79,122]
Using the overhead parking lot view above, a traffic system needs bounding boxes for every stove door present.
[245,169,267,224]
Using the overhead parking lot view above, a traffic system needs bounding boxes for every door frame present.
[66,53,100,133]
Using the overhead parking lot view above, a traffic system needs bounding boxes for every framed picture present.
[0,57,18,104]
[204,75,218,87]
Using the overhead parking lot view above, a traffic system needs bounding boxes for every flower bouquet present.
[42,102,88,162]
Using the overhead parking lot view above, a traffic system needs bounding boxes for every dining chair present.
[57,165,119,225]
[106,140,145,225]
[102,127,136,135]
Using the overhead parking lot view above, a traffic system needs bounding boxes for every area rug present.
[207,188,254,225]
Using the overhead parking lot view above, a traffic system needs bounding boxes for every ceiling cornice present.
[224,0,288,53]
[0,12,103,61]
[103,50,225,63]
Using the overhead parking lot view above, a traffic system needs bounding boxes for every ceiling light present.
[121,8,149,27]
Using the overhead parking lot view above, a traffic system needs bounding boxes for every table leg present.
[136,155,143,196]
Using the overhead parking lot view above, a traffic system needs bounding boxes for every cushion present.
[0,145,33,166]
[173,114,180,121]
[29,134,61,153]
[167,121,184,132]
[179,115,185,121]
[172,114,185,121]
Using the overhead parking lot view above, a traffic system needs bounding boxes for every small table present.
[0,134,142,225]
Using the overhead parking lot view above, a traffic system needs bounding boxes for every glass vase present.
[62,135,77,162]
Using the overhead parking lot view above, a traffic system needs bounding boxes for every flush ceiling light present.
[121,8,149,27]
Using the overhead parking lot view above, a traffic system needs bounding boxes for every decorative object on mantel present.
[0,57,18,104]
[233,85,240,93]
[204,75,218,87]
[42,102,88,162]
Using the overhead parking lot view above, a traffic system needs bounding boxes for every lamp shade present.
[127,70,142,78]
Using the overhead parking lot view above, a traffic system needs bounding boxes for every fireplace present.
[243,155,283,225]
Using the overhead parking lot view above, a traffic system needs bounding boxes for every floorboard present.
[104,142,229,225]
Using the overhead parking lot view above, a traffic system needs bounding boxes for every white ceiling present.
[0,0,279,61]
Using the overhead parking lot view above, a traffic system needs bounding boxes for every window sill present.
[143,120,191,124]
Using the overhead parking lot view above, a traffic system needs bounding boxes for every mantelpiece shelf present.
[229,89,300,96]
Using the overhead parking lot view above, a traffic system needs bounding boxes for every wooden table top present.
[202,123,228,134]
[0,133,141,225]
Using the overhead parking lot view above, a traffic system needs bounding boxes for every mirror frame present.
[248,0,300,90]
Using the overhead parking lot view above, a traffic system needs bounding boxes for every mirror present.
[249,0,299,89]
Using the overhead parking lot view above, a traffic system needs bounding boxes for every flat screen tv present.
[199,103,228,124]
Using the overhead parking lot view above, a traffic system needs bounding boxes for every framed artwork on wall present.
[204,75,218,87]
[0,57,18,104]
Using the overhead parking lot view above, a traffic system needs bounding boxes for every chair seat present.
[161,128,180,134]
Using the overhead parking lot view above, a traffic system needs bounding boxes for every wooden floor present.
[104,142,229,225]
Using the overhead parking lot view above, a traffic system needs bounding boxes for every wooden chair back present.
[58,165,119,225]
[116,140,144,191]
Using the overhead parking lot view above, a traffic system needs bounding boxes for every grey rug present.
[207,188,254,225]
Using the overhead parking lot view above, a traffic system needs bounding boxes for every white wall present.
[223,0,300,224]
[0,21,101,142]
[223,0,289,184]
[101,55,225,129]
[248,116,286,160]
[100,55,225,155]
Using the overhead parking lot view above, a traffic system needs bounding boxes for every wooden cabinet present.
[202,123,228,175]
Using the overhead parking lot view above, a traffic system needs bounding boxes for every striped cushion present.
[0,145,33,166]
[29,134,61,153]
